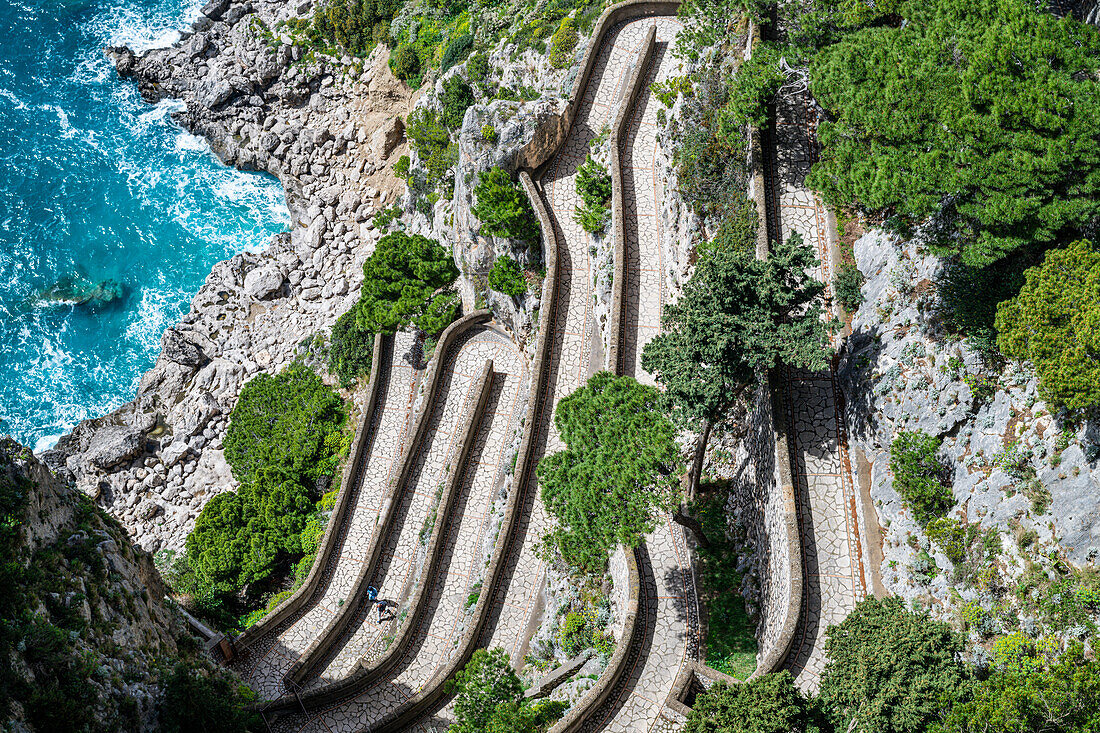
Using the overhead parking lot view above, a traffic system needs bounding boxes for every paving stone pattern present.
[233,331,422,700]
[769,93,867,691]
[281,327,529,732]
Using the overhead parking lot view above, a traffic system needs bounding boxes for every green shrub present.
[447,648,567,733]
[481,123,497,142]
[441,74,475,129]
[686,673,818,733]
[473,167,540,242]
[539,372,683,574]
[407,108,457,189]
[440,32,473,73]
[328,308,375,388]
[392,154,410,179]
[159,663,261,733]
[549,16,580,68]
[819,596,969,733]
[309,0,401,56]
[393,43,420,81]
[574,203,609,233]
[466,51,490,82]
[833,262,864,311]
[575,154,611,208]
[356,230,459,335]
[488,255,527,297]
[889,431,953,526]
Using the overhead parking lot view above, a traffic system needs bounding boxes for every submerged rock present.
[33,271,125,309]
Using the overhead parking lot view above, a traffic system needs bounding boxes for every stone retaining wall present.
[230,331,386,658]
[607,24,657,374]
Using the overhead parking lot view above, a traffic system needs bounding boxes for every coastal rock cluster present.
[44,0,418,553]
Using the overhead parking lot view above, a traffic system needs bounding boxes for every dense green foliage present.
[158,663,261,733]
[406,107,457,192]
[995,240,1100,411]
[807,0,1100,266]
[328,308,375,388]
[889,431,953,526]
[446,648,566,733]
[818,597,969,733]
[473,167,540,242]
[549,16,579,68]
[642,232,835,428]
[488,255,527,297]
[354,231,460,335]
[538,372,683,574]
[441,74,475,129]
[393,43,421,81]
[833,262,863,312]
[186,365,347,608]
[573,154,612,234]
[723,42,783,128]
[936,643,1100,733]
[440,32,473,73]
[307,0,400,56]
[686,672,820,733]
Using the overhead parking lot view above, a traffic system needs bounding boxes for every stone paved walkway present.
[768,93,867,691]
[233,332,422,699]
[278,326,529,732]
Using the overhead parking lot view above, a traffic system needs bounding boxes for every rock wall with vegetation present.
[0,438,256,732]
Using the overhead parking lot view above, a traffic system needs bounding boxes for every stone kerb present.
[521,0,681,174]
[357,171,564,733]
[607,23,657,375]
[230,331,387,659]
[275,310,492,699]
[300,357,496,702]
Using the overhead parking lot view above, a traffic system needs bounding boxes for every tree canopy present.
[807,0,1100,266]
[446,648,565,733]
[685,672,820,733]
[642,232,835,428]
[354,230,459,335]
[473,167,540,242]
[818,596,969,733]
[538,372,683,573]
[995,240,1100,412]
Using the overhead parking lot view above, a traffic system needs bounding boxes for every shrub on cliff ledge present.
[538,372,683,574]
[488,255,527,297]
[889,431,953,526]
[473,167,540,243]
[447,648,567,733]
[996,240,1100,412]
[328,308,375,388]
[549,16,579,68]
[441,74,475,129]
[355,231,460,335]
[573,154,611,234]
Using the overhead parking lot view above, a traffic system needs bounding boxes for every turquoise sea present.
[0,0,289,450]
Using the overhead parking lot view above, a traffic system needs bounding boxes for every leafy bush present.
[807,0,1100,266]
[488,255,527,297]
[392,154,410,179]
[441,74,475,129]
[889,431,953,526]
[481,123,497,142]
[473,167,540,242]
[466,51,490,82]
[355,230,459,335]
[159,663,261,733]
[574,203,609,234]
[440,32,472,73]
[833,262,864,311]
[393,43,420,82]
[819,596,969,733]
[686,672,818,733]
[538,372,683,574]
[328,308,374,388]
[996,240,1100,411]
[573,154,611,233]
[723,42,783,127]
[549,16,579,68]
[406,108,456,190]
[937,643,1100,733]
[309,0,401,56]
[446,648,567,733]
[187,364,347,606]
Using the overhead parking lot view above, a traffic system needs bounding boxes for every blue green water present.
[0,0,290,450]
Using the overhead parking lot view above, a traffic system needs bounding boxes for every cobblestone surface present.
[282,326,529,731]
[232,331,422,699]
[769,93,868,691]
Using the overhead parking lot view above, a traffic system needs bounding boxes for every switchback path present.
[232,332,422,699]
[766,92,868,691]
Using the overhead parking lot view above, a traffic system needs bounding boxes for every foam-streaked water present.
[0,0,290,450]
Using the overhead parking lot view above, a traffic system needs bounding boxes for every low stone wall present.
[257,310,491,710]
[607,24,657,374]
[230,331,386,659]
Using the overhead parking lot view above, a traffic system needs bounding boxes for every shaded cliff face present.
[0,438,230,731]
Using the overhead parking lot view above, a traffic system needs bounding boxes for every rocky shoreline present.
[43,0,417,554]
